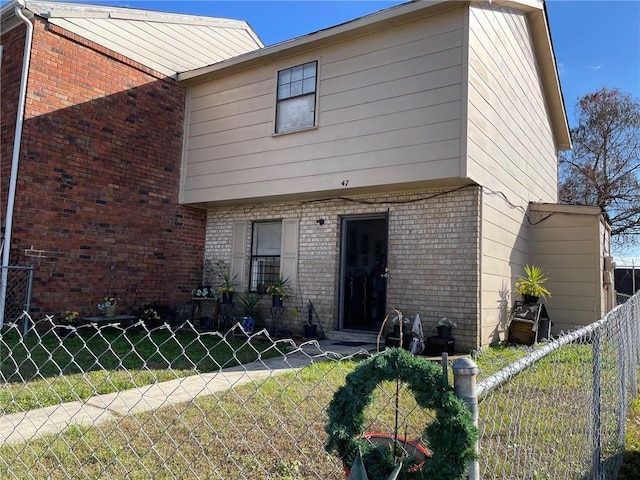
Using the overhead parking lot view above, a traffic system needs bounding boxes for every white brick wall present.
[205,186,480,351]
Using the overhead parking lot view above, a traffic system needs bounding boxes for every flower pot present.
[342,433,430,477]
[437,325,452,339]
[304,324,317,338]
[104,305,117,318]
[221,292,233,304]
[271,294,283,308]
[242,317,255,334]
[523,294,539,304]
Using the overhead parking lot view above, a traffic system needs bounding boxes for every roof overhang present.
[178,0,571,151]
[530,203,603,217]
[1,1,34,34]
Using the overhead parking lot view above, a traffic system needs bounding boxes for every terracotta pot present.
[343,433,431,477]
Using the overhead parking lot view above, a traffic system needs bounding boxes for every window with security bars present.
[275,61,317,133]
[250,222,281,293]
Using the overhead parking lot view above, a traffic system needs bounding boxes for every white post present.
[453,357,479,480]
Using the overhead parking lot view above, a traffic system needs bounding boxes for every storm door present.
[339,215,388,331]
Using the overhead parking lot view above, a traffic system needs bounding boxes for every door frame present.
[338,213,388,331]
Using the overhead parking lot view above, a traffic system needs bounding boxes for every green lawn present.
[0,327,283,414]
[0,334,638,479]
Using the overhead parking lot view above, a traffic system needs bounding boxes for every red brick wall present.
[1,24,25,232]
[2,18,207,320]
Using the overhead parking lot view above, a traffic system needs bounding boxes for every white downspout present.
[0,0,34,327]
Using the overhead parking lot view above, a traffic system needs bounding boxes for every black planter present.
[271,295,283,308]
[221,292,233,304]
[304,324,317,338]
[437,325,452,339]
[523,294,539,304]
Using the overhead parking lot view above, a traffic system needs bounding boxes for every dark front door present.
[340,216,388,331]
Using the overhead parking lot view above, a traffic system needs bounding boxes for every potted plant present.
[266,274,292,307]
[514,264,551,304]
[139,306,161,329]
[217,271,239,304]
[98,296,118,317]
[58,310,80,337]
[63,310,79,325]
[239,293,262,334]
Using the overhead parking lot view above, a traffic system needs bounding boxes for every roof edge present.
[24,0,252,29]
[178,0,453,84]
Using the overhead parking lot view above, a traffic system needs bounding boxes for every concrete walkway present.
[0,339,376,444]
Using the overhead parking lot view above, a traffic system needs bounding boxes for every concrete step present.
[324,329,381,345]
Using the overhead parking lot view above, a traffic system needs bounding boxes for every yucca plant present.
[514,264,551,302]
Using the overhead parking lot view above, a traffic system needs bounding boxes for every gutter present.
[0,0,34,328]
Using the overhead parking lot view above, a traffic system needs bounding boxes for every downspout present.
[0,0,34,327]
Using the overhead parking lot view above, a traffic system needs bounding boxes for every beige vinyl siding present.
[466,3,558,200]
[531,204,605,333]
[182,8,465,205]
[467,4,560,345]
[43,14,261,77]
[479,191,531,345]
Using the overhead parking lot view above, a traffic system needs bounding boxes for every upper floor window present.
[275,61,317,134]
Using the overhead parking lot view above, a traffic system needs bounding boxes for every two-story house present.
[178,0,613,350]
[2,0,612,349]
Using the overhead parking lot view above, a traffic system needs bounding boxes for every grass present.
[0,326,282,414]
[0,336,638,479]
[619,396,640,480]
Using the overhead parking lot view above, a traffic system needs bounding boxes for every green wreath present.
[325,348,477,480]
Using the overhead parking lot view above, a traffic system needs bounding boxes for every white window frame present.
[275,61,318,134]
[249,221,282,292]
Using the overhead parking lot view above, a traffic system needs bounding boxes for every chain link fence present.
[0,291,638,479]
[467,291,640,480]
[0,265,34,332]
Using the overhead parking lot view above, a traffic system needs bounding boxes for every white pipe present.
[0,0,34,328]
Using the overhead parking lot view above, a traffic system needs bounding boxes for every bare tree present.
[560,88,640,246]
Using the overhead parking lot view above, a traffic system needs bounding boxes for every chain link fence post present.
[592,331,602,480]
[453,356,479,480]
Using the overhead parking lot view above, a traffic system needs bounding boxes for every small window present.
[250,221,281,292]
[275,61,317,134]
